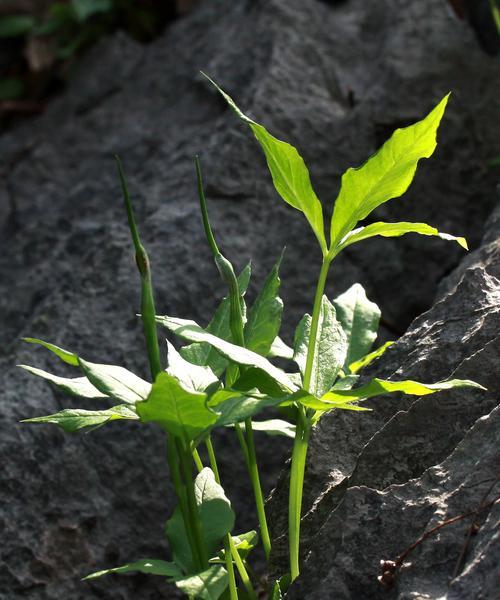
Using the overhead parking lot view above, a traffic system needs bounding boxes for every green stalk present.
[206,436,257,600]
[116,156,162,380]
[192,447,204,473]
[180,441,208,571]
[288,257,331,581]
[195,156,271,559]
[245,419,271,561]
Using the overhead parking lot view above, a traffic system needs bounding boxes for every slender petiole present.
[195,156,271,559]
[288,256,332,581]
[206,436,257,600]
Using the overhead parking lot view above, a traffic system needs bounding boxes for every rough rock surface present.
[280,208,500,598]
[0,0,498,599]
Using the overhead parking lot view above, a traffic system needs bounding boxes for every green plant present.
[19,79,484,598]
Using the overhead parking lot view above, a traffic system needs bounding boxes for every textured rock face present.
[282,209,500,598]
[0,0,498,599]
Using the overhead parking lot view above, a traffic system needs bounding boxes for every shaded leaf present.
[18,365,107,399]
[205,75,327,253]
[213,393,284,428]
[136,372,216,441]
[0,15,34,38]
[71,0,113,22]
[22,337,79,366]
[175,264,251,375]
[22,405,138,433]
[175,565,228,600]
[329,95,450,251]
[292,297,348,397]
[244,253,284,356]
[348,341,394,374]
[157,317,297,393]
[83,558,182,580]
[333,283,380,367]
[78,359,151,404]
[243,419,295,438]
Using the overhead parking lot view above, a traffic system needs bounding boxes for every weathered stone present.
[0,0,498,598]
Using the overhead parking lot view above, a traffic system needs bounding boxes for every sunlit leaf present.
[22,337,79,366]
[329,94,450,251]
[333,221,467,256]
[78,359,151,405]
[205,74,327,253]
[333,283,380,368]
[22,405,138,433]
[322,377,486,403]
[268,336,294,360]
[348,341,394,374]
[165,341,218,392]
[243,419,295,438]
[18,365,107,399]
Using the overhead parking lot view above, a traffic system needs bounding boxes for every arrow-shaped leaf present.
[22,405,138,432]
[333,221,467,257]
[329,94,450,251]
[22,337,79,366]
[175,565,228,600]
[78,359,151,405]
[205,74,327,254]
[83,558,182,581]
[348,341,394,374]
[166,340,218,392]
[18,365,107,399]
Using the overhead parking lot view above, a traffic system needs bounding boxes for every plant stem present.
[288,411,311,581]
[206,436,258,600]
[192,448,204,473]
[288,257,331,581]
[245,418,271,561]
[180,441,208,571]
[302,258,331,392]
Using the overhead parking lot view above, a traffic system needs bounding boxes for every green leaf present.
[175,565,228,600]
[205,74,327,253]
[136,372,216,441]
[167,468,234,574]
[173,264,251,375]
[348,341,394,374]
[71,0,113,22]
[213,393,285,428]
[329,94,450,251]
[157,317,297,393]
[0,78,24,101]
[299,395,371,413]
[334,221,468,256]
[78,359,151,405]
[268,336,294,360]
[244,253,284,356]
[331,374,360,390]
[22,337,79,366]
[166,341,218,392]
[195,468,235,552]
[333,283,380,368]
[231,366,291,396]
[18,365,107,399]
[322,377,486,403]
[0,15,34,38]
[292,297,348,397]
[211,531,259,563]
[83,558,182,580]
[242,418,295,438]
[22,405,138,433]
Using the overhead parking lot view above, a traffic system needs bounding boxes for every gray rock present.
[282,187,499,597]
[0,0,498,598]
